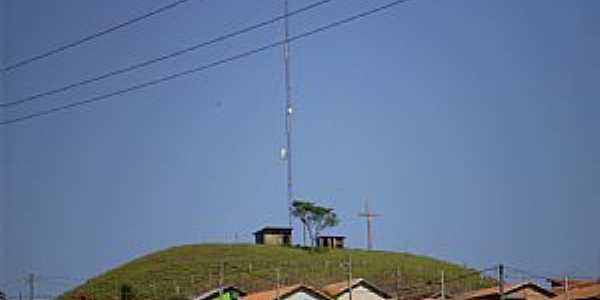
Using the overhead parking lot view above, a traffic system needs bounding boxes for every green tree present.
[292,200,340,248]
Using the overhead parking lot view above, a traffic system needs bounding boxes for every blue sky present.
[1,0,600,297]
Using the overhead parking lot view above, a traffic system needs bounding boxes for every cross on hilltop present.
[358,200,380,251]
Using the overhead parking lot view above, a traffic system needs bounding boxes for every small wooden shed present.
[254,226,293,246]
[317,236,346,249]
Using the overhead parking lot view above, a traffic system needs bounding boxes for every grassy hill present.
[60,244,495,300]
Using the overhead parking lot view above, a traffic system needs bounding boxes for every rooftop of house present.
[254,226,293,235]
[318,235,347,239]
[455,282,555,300]
[552,283,600,300]
[322,278,392,299]
[549,279,600,291]
[242,284,331,300]
[193,286,247,300]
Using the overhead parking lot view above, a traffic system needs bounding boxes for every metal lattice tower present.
[283,0,294,228]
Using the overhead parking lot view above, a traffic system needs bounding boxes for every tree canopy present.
[292,200,340,248]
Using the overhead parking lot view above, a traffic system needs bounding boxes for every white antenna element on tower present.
[280,147,288,161]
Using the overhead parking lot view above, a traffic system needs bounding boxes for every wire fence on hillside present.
[6,259,585,300]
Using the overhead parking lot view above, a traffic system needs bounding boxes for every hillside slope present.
[61,244,494,299]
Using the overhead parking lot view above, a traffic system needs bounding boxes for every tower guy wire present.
[0,0,199,73]
[0,0,334,109]
[0,0,414,126]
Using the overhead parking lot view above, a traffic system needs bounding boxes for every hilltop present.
[61,244,494,299]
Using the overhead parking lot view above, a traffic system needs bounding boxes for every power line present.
[38,276,86,283]
[504,266,556,282]
[1,0,413,126]
[402,266,498,292]
[0,0,334,109]
[0,277,25,289]
[394,265,498,299]
[0,0,198,73]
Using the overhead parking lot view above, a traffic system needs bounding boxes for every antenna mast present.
[283,0,294,228]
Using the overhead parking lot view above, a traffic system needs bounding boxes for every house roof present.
[254,227,293,235]
[428,291,454,299]
[242,284,331,300]
[552,284,600,300]
[193,286,247,300]
[549,279,600,292]
[318,236,347,239]
[322,278,392,299]
[455,282,555,300]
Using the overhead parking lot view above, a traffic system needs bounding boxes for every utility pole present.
[358,200,380,250]
[276,268,282,300]
[441,271,446,300]
[565,276,570,300]
[219,261,225,298]
[597,249,600,280]
[498,265,505,300]
[347,257,353,300]
[303,226,307,247]
[282,0,294,229]
[28,273,35,300]
[395,265,402,300]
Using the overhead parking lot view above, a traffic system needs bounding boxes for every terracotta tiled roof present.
[456,282,555,300]
[550,280,600,294]
[553,284,600,300]
[322,278,392,299]
[323,279,365,297]
[242,285,331,300]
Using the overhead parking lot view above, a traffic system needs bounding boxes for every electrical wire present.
[504,266,556,282]
[398,266,498,296]
[0,279,25,290]
[12,263,493,299]
[0,0,413,126]
[0,0,199,73]
[38,275,87,284]
[0,0,334,109]
[0,0,409,125]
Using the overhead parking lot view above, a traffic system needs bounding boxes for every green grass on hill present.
[60,244,495,300]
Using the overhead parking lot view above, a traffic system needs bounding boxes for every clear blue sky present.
[1,0,600,297]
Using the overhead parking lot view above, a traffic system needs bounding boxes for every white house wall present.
[286,291,326,300]
[336,286,385,300]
